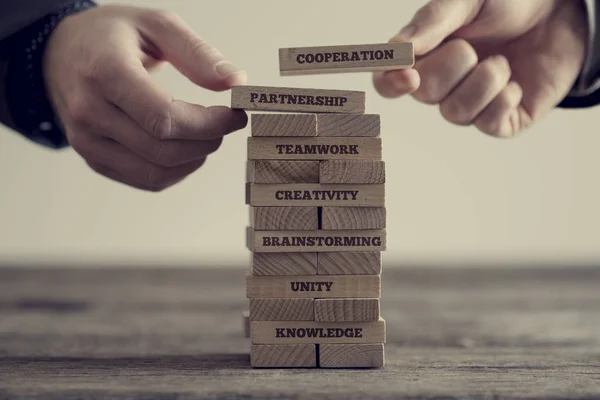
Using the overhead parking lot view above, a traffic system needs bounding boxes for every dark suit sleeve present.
[558,0,600,108]
[0,0,96,149]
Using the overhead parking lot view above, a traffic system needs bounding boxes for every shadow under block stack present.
[234,42,414,369]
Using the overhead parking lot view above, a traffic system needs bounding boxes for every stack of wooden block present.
[234,42,414,369]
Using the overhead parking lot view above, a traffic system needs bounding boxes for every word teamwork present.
[234,41,414,369]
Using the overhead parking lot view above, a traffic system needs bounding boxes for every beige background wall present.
[0,0,599,268]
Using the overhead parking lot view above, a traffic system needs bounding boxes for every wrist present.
[5,0,96,148]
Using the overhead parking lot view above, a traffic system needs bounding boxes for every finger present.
[137,9,247,91]
[85,56,248,140]
[390,0,483,55]
[474,81,527,138]
[439,55,512,126]
[71,133,205,192]
[372,69,420,98]
[411,39,478,104]
[80,97,226,166]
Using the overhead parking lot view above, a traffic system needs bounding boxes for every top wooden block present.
[279,42,414,76]
[231,85,365,114]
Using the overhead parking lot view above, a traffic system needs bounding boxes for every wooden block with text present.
[321,207,386,230]
[247,160,319,184]
[318,252,382,275]
[246,183,385,207]
[251,114,317,137]
[251,253,318,276]
[279,43,414,76]
[251,344,316,368]
[247,228,386,253]
[250,318,386,344]
[231,85,365,114]
[317,114,380,137]
[314,298,380,322]
[250,206,318,231]
[248,137,382,161]
[319,344,384,368]
[246,275,380,299]
[320,160,385,184]
[249,298,314,321]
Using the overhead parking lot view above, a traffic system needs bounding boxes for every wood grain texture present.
[250,318,386,344]
[319,344,384,368]
[250,207,318,231]
[251,253,318,276]
[318,252,382,275]
[249,298,314,321]
[321,207,386,230]
[231,85,365,114]
[247,228,386,253]
[247,137,382,160]
[246,183,385,207]
[243,310,250,338]
[247,161,319,183]
[320,160,385,184]
[279,43,414,76]
[314,299,380,322]
[251,114,317,137]
[1,267,600,398]
[317,114,380,137]
[251,344,316,368]
[246,275,380,299]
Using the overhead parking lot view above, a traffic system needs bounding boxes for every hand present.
[43,5,248,191]
[373,0,588,138]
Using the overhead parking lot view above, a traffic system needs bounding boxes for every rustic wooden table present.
[1,266,599,399]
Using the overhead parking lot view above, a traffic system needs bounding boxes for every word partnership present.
[233,41,414,369]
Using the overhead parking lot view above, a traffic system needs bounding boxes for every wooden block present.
[249,298,314,321]
[318,252,382,275]
[279,42,414,76]
[247,161,319,183]
[251,253,318,276]
[314,299,380,322]
[231,85,365,114]
[250,318,386,344]
[251,114,317,137]
[251,344,316,368]
[246,275,380,299]
[248,137,381,160]
[247,228,386,253]
[246,184,385,207]
[317,114,380,137]
[321,207,386,230]
[319,344,384,368]
[243,310,250,338]
[320,160,385,184]
[250,206,318,231]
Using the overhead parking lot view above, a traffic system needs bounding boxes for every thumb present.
[392,0,483,55]
[137,10,247,91]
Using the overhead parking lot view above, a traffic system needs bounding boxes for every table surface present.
[0,265,599,399]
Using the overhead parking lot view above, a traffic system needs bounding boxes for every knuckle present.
[65,94,91,124]
[150,141,177,167]
[439,100,469,125]
[412,76,442,104]
[449,39,478,66]
[146,107,173,139]
[67,130,89,155]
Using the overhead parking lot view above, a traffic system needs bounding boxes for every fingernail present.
[392,24,416,42]
[215,60,244,77]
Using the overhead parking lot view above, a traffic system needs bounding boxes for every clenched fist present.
[374,0,589,138]
[43,5,248,191]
